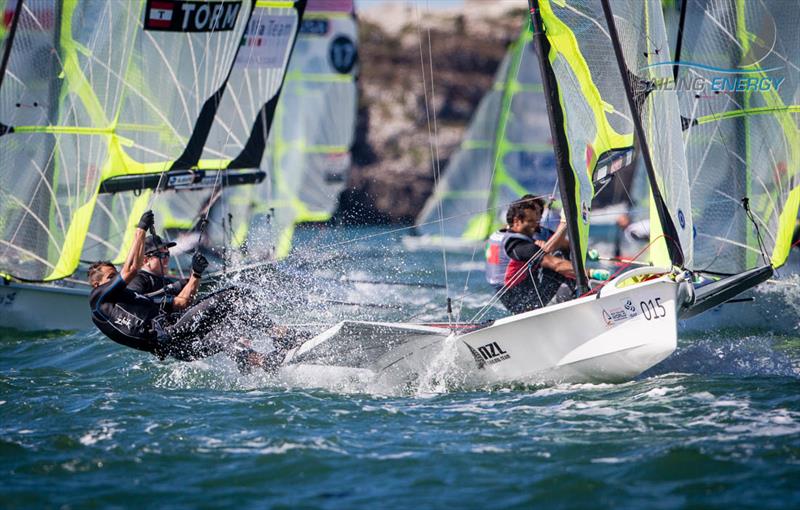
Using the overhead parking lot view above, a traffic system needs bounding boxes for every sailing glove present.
[191,252,209,277]
[137,210,155,231]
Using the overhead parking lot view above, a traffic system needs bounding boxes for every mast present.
[671,0,687,82]
[0,0,23,96]
[528,0,588,294]
[600,0,685,268]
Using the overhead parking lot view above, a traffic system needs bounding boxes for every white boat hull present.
[0,282,91,331]
[285,270,685,387]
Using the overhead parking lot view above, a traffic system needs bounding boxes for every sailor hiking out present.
[88,211,308,373]
[488,196,575,314]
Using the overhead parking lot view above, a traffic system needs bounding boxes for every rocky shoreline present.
[332,2,526,225]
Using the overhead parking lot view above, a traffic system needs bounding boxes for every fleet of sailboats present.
[1,0,798,386]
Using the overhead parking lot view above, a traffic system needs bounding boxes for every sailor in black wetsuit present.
[88,211,305,372]
[499,196,575,314]
[127,234,181,297]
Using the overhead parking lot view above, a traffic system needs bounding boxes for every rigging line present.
[469,243,549,324]
[455,241,481,324]
[415,3,450,316]
[458,20,532,310]
[224,191,560,275]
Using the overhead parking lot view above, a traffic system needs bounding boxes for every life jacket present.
[485,229,510,286]
[503,232,540,289]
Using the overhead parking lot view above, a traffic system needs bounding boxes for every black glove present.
[137,210,155,231]
[191,252,208,277]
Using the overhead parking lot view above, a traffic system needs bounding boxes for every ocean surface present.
[2,226,799,509]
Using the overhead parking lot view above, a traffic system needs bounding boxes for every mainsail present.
[256,0,358,259]
[134,0,307,263]
[673,0,800,276]
[529,0,637,292]
[600,0,694,269]
[161,0,357,262]
[0,0,257,281]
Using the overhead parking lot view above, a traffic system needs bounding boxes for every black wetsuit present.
[127,270,184,297]
[90,276,248,362]
[500,228,573,314]
[89,275,163,354]
[90,275,308,372]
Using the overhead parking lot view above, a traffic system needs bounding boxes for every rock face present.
[333,2,526,225]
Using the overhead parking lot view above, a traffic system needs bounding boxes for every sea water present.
[2,226,799,508]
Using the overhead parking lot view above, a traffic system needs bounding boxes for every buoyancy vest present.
[503,232,533,288]
[485,229,510,286]
[503,228,553,288]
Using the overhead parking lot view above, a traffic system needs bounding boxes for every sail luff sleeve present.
[600,0,687,268]
[529,0,588,294]
[671,0,687,82]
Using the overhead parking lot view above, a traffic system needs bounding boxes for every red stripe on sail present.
[306,0,354,13]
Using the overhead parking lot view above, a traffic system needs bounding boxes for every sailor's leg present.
[229,347,286,375]
[161,288,242,360]
[270,326,313,350]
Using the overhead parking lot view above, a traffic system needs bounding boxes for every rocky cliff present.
[333,2,527,225]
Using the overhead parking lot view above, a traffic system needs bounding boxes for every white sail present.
[0,0,251,281]
[675,0,800,275]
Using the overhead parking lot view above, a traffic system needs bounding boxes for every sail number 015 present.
[639,298,666,320]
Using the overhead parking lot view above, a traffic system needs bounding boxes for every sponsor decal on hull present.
[601,298,639,327]
[475,341,510,365]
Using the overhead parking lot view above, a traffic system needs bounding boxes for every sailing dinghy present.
[403,22,557,253]
[0,0,304,331]
[283,0,701,386]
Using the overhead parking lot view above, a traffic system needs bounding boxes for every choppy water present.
[2,227,800,508]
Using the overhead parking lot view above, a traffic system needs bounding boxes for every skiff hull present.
[0,282,91,332]
[285,271,686,387]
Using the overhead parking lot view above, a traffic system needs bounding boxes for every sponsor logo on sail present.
[475,341,510,365]
[236,10,295,68]
[144,0,242,33]
[330,35,357,74]
[301,18,329,36]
